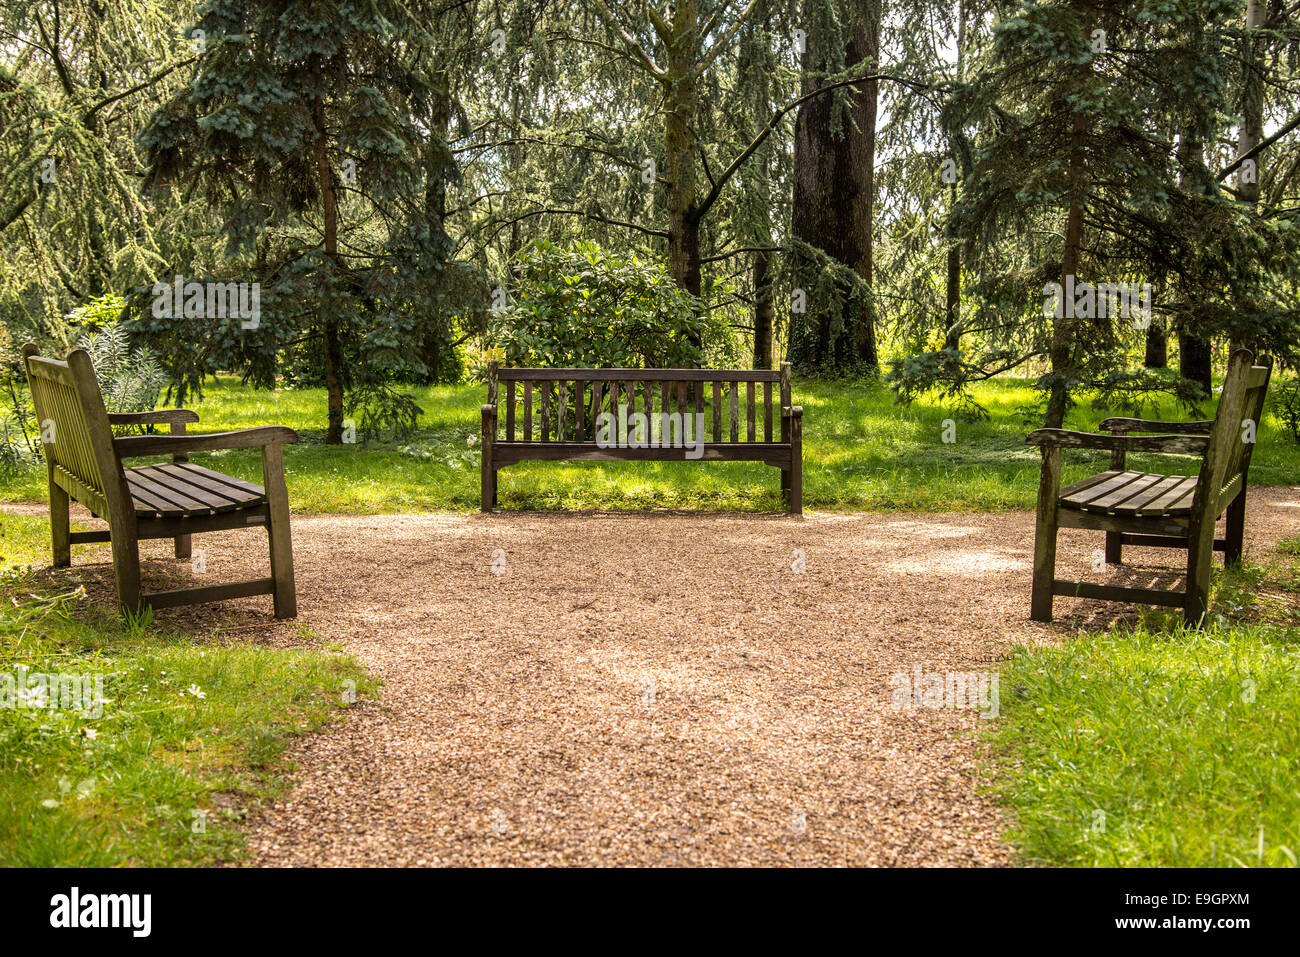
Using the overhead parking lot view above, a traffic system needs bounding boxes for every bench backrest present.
[22,345,130,522]
[1197,348,1272,517]
[487,362,793,444]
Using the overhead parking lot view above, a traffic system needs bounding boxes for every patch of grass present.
[0,514,376,866]
[987,538,1300,867]
[3,374,1295,513]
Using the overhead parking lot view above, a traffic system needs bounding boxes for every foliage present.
[70,296,167,415]
[490,241,736,369]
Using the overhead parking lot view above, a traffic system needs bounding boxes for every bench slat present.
[506,381,515,441]
[729,382,739,442]
[746,381,756,441]
[712,381,722,441]
[574,380,585,442]
[523,380,532,441]
[764,381,773,441]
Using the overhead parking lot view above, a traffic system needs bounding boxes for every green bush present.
[69,296,167,414]
[490,240,736,369]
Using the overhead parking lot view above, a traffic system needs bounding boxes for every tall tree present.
[786,0,884,373]
[138,0,473,441]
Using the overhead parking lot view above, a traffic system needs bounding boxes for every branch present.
[695,0,761,79]
[1216,109,1300,181]
[493,206,669,239]
[696,72,931,220]
[588,0,668,79]
[83,57,197,124]
[698,244,783,265]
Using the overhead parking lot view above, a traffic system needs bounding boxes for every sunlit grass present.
[0,514,375,866]
[4,374,1293,513]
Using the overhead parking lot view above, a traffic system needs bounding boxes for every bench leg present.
[1185,515,1216,628]
[1223,490,1246,568]
[1030,447,1062,622]
[492,469,499,508]
[1104,531,1122,565]
[262,445,297,619]
[174,533,192,561]
[49,473,71,568]
[481,405,497,512]
[111,530,143,616]
[788,412,803,515]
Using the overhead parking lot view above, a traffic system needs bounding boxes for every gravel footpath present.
[13,487,1299,866]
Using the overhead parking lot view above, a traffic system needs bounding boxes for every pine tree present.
[136,0,475,441]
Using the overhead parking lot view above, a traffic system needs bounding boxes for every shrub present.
[490,240,735,369]
[69,297,167,414]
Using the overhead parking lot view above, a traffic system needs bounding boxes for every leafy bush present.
[69,297,167,414]
[490,240,735,369]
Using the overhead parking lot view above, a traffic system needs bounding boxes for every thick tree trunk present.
[1176,126,1213,397]
[943,0,966,354]
[1144,321,1167,368]
[1179,334,1212,396]
[313,94,346,444]
[665,1,702,298]
[787,15,880,372]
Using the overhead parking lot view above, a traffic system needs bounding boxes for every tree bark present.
[787,13,880,372]
[1144,320,1167,368]
[753,249,774,367]
[313,92,346,444]
[665,1,702,297]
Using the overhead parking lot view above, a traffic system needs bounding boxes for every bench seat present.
[1059,470,1200,517]
[126,463,266,518]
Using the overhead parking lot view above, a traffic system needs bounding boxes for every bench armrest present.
[1097,417,1213,435]
[1026,428,1208,454]
[114,426,299,458]
[783,405,803,419]
[107,409,200,427]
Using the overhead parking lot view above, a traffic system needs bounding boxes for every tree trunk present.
[943,0,966,354]
[1144,321,1167,368]
[1175,126,1213,397]
[665,1,702,298]
[313,93,346,444]
[787,13,880,372]
[753,249,774,368]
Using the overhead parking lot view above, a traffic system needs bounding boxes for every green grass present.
[987,542,1300,867]
[0,514,377,866]
[3,374,1295,513]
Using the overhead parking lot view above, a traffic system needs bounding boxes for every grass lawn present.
[987,540,1300,867]
[2,374,1295,513]
[0,514,376,866]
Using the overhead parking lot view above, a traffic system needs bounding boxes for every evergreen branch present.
[588,0,668,79]
[694,0,761,80]
[83,57,197,124]
[1217,109,1300,182]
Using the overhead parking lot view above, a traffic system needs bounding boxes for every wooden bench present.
[480,362,803,513]
[1026,348,1272,624]
[22,345,299,618]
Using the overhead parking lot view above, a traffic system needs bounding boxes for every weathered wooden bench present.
[23,345,299,618]
[1026,348,1272,624]
[481,362,803,513]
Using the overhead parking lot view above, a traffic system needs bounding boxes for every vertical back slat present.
[557,381,568,440]
[729,382,739,442]
[540,385,551,441]
[591,380,604,441]
[764,381,773,441]
[506,381,515,441]
[712,381,722,441]
[523,380,533,441]
[574,380,586,442]
[746,381,756,441]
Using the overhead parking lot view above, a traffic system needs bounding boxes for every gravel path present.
[15,487,1300,866]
